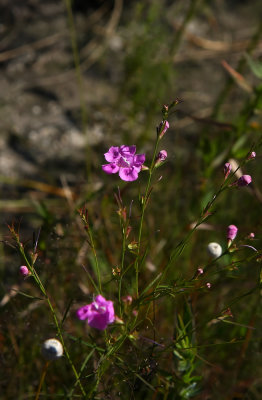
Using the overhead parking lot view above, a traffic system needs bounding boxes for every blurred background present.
[0,0,261,213]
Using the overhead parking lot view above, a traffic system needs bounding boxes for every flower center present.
[93,302,106,313]
[118,156,131,168]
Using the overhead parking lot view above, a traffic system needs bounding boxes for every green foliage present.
[119,1,173,127]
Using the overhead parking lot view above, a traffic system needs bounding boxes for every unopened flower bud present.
[227,225,238,242]
[206,282,211,289]
[158,150,167,161]
[158,120,169,139]
[197,268,204,275]
[207,242,222,258]
[155,150,167,167]
[122,295,133,304]
[42,338,63,361]
[162,104,168,114]
[248,232,255,239]
[223,162,232,179]
[247,151,256,160]
[19,265,29,277]
[237,175,252,187]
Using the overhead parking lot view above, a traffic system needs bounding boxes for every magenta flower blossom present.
[227,225,238,241]
[237,175,252,187]
[102,145,145,182]
[20,265,29,277]
[223,162,231,179]
[76,295,115,330]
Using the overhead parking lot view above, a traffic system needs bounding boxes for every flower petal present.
[106,301,115,323]
[102,163,119,174]
[119,167,139,182]
[88,313,110,330]
[76,304,92,320]
[134,153,145,165]
[104,146,120,162]
[95,295,107,305]
[120,145,136,157]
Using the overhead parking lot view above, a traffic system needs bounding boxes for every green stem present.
[134,136,161,297]
[118,223,127,317]
[156,179,232,288]
[86,225,102,294]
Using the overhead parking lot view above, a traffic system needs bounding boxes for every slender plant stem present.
[86,225,102,294]
[156,165,246,289]
[35,361,49,400]
[135,136,161,297]
[118,222,127,317]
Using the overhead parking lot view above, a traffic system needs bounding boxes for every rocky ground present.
[0,0,261,212]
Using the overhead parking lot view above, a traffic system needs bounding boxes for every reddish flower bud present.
[19,265,29,277]
[155,150,167,167]
[158,150,167,161]
[122,295,133,304]
[158,120,169,139]
[227,225,238,241]
[247,151,256,160]
[223,162,232,179]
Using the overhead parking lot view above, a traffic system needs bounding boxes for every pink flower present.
[237,175,252,187]
[227,225,238,241]
[20,265,29,277]
[223,162,231,179]
[158,120,169,139]
[76,295,115,330]
[102,145,145,182]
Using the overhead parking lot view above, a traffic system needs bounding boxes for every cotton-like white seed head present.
[42,338,63,361]
[207,242,222,259]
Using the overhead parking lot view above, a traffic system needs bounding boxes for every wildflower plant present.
[4,99,262,399]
